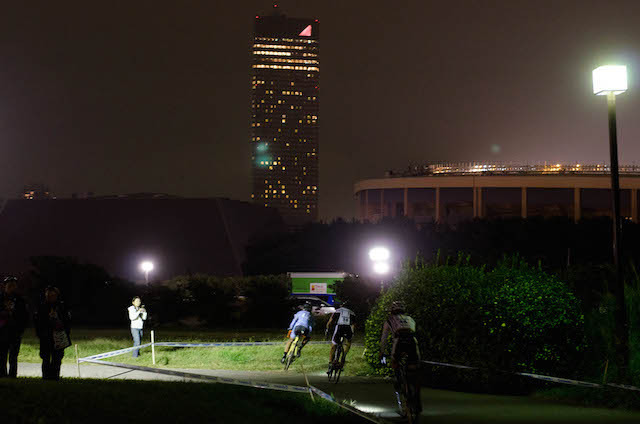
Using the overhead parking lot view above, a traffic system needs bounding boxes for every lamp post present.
[593,64,629,376]
[140,261,154,284]
[369,246,390,291]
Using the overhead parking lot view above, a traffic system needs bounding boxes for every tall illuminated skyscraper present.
[250,5,319,225]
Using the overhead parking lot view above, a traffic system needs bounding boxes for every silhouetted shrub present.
[365,256,586,390]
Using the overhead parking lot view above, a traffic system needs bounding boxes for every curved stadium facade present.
[354,163,640,224]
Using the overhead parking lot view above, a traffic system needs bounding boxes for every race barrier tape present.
[83,358,387,422]
[309,386,388,424]
[422,359,640,391]
[78,339,351,363]
[421,360,477,370]
[154,341,334,348]
[514,372,602,389]
[607,383,640,392]
[78,343,153,362]
[83,358,310,393]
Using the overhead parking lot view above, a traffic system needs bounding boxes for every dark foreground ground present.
[10,362,640,424]
[0,378,365,424]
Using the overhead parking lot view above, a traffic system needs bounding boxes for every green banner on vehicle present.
[289,272,345,295]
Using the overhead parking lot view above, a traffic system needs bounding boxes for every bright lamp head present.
[593,65,627,96]
[369,246,390,262]
[373,262,390,275]
[140,261,154,273]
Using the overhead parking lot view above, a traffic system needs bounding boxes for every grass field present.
[17,328,374,376]
[0,378,366,424]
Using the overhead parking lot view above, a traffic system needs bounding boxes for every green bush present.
[365,256,586,385]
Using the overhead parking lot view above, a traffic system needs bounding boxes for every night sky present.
[2,1,640,220]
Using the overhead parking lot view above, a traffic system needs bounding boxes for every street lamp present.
[369,246,391,291]
[373,262,390,275]
[369,246,391,262]
[140,261,154,284]
[593,64,629,376]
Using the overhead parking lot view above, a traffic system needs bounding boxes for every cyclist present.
[281,302,313,363]
[379,300,421,414]
[326,301,355,372]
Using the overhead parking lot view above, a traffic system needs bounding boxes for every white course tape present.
[79,343,153,362]
[309,386,388,424]
[607,383,640,392]
[421,359,640,392]
[422,360,477,370]
[514,372,602,389]
[78,341,334,362]
[84,359,310,393]
[155,341,332,348]
[85,359,389,422]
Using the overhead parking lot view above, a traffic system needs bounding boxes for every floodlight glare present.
[369,246,390,262]
[140,261,154,273]
[373,262,390,275]
[593,65,627,96]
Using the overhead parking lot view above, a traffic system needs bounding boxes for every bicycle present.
[284,329,308,371]
[396,352,421,423]
[327,334,346,383]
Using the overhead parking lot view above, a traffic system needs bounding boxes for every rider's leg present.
[329,344,337,362]
[343,339,352,358]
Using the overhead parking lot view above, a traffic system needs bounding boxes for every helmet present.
[303,302,312,312]
[3,276,17,283]
[390,301,405,314]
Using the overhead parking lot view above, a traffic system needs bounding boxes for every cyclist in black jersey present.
[380,301,421,415]
[326,301,355,371]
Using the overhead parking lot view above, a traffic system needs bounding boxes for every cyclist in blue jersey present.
[281,303,313,363]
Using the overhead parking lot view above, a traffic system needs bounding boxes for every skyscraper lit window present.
[251,5,319,225]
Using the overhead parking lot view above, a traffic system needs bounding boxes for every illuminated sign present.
[310,283,327,294]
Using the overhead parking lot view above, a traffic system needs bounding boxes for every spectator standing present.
[0,277,28,378]
[128,297,147,358]
[35,286,71,380]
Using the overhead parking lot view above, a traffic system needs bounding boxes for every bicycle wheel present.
[397,356,411,418]
[284,337,298,371]
[406,365,421,423]
[333,344,344,384]
[407,382,420,424]
[327,364,335,381]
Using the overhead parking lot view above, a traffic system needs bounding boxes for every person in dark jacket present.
[35,286,71,380]
[0,277,28,378]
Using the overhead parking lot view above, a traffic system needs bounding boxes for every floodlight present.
[373,262,390,275]
[593,65,627,96]
[369,246,390,262]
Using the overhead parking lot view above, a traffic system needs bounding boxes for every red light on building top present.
[315,19,319,22]
[256,15,260,19]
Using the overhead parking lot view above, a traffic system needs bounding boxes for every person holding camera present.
[128,297,147,358]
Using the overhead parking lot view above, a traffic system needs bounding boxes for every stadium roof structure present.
[387,162,640,178]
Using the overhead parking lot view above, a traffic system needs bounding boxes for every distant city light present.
[369,247,390,262]
[593,65,627,96]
